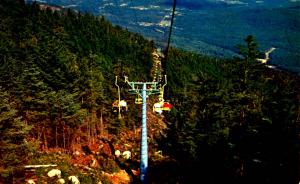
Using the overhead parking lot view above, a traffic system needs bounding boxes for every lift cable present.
[163,0,177,72]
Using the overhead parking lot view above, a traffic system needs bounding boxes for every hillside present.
[0,0,299,184]
[40,0,300,74]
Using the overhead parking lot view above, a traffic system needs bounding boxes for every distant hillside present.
[171,4,300,73]
[39,0,300,75]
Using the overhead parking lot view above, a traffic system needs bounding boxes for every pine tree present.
[236,35,262,86]
[0,89,34,178]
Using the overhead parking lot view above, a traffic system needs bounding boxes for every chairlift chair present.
[153,102,163,114]
[112,100,119,113]
[112,100,128,113]
[135,95,142,104]
[162,101,173,111]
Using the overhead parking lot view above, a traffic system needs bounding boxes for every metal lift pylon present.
[124,76,160,183]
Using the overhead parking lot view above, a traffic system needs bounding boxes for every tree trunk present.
[63,122,65,149]
[91,111,95,144]
[55,125,58,147]
[134,124,137,138]
[87,121,90,144]
[43,129,48,149]
[68,128,71,149]
[100,110,103,135]
[38,126,43,141]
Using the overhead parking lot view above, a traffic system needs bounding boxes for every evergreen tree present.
[237,35,261,62]
[236,35,263,87]
[0,89,34,178]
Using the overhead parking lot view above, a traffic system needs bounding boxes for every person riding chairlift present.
[112,100,128,113]
[162,101,173,111]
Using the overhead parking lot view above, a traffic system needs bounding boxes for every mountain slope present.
[39,0,300,74]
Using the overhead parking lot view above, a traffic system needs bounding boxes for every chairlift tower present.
[124,76,160,183]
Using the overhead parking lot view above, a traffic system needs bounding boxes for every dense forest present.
[0,0,299,183]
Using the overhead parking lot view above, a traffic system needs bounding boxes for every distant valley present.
[34,0,300,73]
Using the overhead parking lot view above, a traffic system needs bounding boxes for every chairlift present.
[152,75,173,113]
[112,100,119,113]
[153,102,163,114]
[135,95,142,104]
[153,101,173,114]
[119,100,128,112]
[162,101,173,111]
[112,100,128,113]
